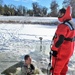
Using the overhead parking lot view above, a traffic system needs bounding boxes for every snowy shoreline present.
[0,16,75,25]
[0,16,58,25]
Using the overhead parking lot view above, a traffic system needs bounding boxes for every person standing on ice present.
[50,6,75,75]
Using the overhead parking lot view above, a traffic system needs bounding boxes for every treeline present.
[0,0,75,17]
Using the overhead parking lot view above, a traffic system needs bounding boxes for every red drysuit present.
[51,6,75,75]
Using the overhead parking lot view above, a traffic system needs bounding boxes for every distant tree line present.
[0,0,75,17]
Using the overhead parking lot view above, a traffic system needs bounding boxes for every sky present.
[3,0,64,11]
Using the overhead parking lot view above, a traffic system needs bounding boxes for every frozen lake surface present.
[0,17,75,75]
[0,24,57,75]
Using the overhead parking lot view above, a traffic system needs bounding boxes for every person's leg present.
[52,58,69,75]
[60,60,69,75]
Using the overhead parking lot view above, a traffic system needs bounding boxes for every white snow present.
[0,17,75,75]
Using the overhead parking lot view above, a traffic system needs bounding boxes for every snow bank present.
[0,16,58,25]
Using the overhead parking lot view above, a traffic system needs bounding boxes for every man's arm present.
[55,35,65,47]
[51,35,65,57]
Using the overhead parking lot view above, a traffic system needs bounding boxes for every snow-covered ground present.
[0,17,75,75]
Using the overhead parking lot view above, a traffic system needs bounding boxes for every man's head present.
[24,55,31,65]
[58,6,72,22]
[58,8,66,18]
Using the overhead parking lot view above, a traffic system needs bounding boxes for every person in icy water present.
[21,55,35,75]
[50,6,75,75]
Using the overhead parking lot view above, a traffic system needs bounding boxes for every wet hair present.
[24,55,30,60]
[59,8,66,14]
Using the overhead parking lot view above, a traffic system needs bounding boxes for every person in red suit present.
[50,6,75,75]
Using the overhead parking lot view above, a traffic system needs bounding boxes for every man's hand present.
[50,50,58,57]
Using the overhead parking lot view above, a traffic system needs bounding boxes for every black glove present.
[50,66,54,71]
[50,50,58,57]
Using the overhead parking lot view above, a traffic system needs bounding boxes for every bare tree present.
[32,2,48,16]
[17,5,27,16]
[63,0,75,17]
[27,9,33,16]
[3,5,11,16]
[32,2,40,16]
[0,0,3,15]
[42,7,48,16]
[50,0,59,17]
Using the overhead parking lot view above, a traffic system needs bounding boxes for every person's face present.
[58,11,65,18]
[25,57,31,65]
